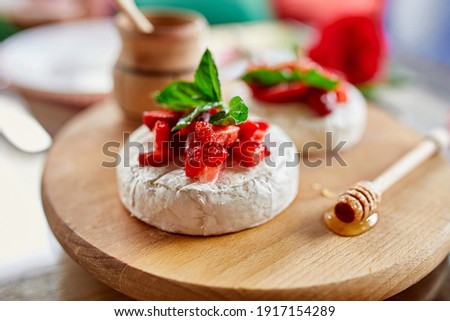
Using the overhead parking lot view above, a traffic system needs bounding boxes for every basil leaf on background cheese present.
[241,69,291,87]
[298,69,340,91]
[242,66,340,91]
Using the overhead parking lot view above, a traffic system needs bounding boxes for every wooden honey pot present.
[113,9,208,120]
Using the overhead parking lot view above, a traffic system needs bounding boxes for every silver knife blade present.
[0,93,52,153]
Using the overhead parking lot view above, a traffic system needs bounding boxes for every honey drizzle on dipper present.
[324,181,381,236]
[324,128,450,237]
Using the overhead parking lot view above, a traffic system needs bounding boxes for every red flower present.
[308,16,385,85]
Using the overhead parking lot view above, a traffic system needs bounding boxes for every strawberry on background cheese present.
[226,81,367,152]
[234,58,367,152]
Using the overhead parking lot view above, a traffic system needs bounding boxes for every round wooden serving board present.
[42,100,450,300]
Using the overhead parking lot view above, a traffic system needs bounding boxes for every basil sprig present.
[154,49,249,131]
[194,49,221,101]
[210,96,249,126]
[155,81,209,111]
[242,66,340,91]
[172,104,216,131]
[242,69,292,87]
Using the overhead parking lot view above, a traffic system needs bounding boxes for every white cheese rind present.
[225,83,367,152]
[117,124,299,236]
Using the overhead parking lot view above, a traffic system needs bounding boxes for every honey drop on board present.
[324,209,379,236]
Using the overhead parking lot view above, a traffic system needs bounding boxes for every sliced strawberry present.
[185,143,227,182]
[335,84,348,103]
[250,82,308,103]
[154,120,171,153]
[143,110,180,130]
[212,125,239,146]
[209,107,221,116]
[254,121,269,131]
[231,141,266,167]
[185,146,220,183]
[306,88,334,117]
[202,142,228,167]
[193,121,240,147]
[238,120,258,138]
[178,121,196,137]
[170,132,188,156]
[251,129,267,142]
[238,120,269,142]
[194,121,215,144]
[185,145,202,172]
[138,151,172,167]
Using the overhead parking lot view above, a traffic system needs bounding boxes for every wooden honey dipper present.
[324,128,450,236]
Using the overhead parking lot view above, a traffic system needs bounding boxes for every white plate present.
[0,19,119,103]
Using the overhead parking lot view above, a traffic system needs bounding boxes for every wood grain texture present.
[42,100,450,300]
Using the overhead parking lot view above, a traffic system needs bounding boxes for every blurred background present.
[0,0,449,300]
[1,0,449,131]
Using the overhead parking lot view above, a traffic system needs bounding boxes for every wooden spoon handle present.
[372,128,450,193]
[114,0,154,34]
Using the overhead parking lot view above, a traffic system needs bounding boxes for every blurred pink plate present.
[0,19,119,108]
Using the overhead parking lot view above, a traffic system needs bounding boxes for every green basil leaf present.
[194,49,222,101]
[242,67,340,91]
[242,69,291,87]
[210,96,249,126]
[155,81,209,111]
[153,49,251,132]
[172,104,214,131]
[299,69,339,91]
